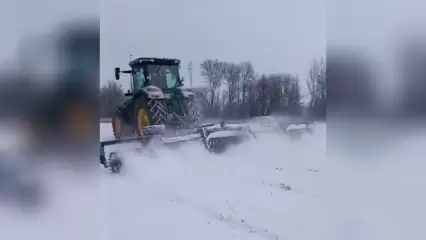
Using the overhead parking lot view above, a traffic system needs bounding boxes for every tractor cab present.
[115,57,183,95]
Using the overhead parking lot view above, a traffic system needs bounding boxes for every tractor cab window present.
[133,68,145,90]
[147,64,179,89]
[165,70,178,88]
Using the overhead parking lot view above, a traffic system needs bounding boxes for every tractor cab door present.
[132,67,146,91]
[165,71,178,89]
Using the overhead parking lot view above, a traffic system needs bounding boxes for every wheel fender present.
[141,86,165,99]
[176,86,195,98]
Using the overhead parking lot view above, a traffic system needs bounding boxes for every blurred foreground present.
[326,0,426,239]
[0,16,100,239]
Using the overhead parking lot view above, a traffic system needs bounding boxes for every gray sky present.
[101,0,326,89]
[1,0,326,91]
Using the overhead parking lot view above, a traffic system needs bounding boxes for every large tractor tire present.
[183,98,201,127]
[112,111,133,139]
[133,97,167,136]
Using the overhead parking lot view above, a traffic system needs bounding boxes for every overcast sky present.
[101,0,326,89]
[2,0,425,92]
[1,0,326,90]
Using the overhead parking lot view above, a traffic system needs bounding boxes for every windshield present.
[146,64,179,89]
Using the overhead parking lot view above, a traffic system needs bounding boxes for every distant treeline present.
[100,58,326,120]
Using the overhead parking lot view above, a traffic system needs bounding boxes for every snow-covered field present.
[99,122,328,240]
[2,119,425,240]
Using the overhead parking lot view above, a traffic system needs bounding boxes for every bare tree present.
[268,74,285,112]
[261,74,301,115]
[254,75,271,116]
[197,58,305,119]
[307,57,326,118]
[200,59,225,107]
[239,61,255,108]
[223,62,241,113]
[286,75,302,115]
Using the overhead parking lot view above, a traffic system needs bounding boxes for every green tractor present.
[112,57,201,139]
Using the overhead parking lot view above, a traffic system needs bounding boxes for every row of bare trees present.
[100,57,326,120]
[195,60,257,118]
[195,58,326,119]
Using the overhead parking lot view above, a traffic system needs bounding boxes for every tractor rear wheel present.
[133,97,167,136]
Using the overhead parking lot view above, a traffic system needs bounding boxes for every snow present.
[99,122,328,240]
[2,119,424,240]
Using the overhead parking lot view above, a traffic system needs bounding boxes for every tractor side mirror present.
[115,67,120,80]
[179,77,184,86]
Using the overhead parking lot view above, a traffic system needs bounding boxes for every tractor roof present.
[129,57,181,67]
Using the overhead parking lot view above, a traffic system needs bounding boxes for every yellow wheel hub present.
[137,108,150,135]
